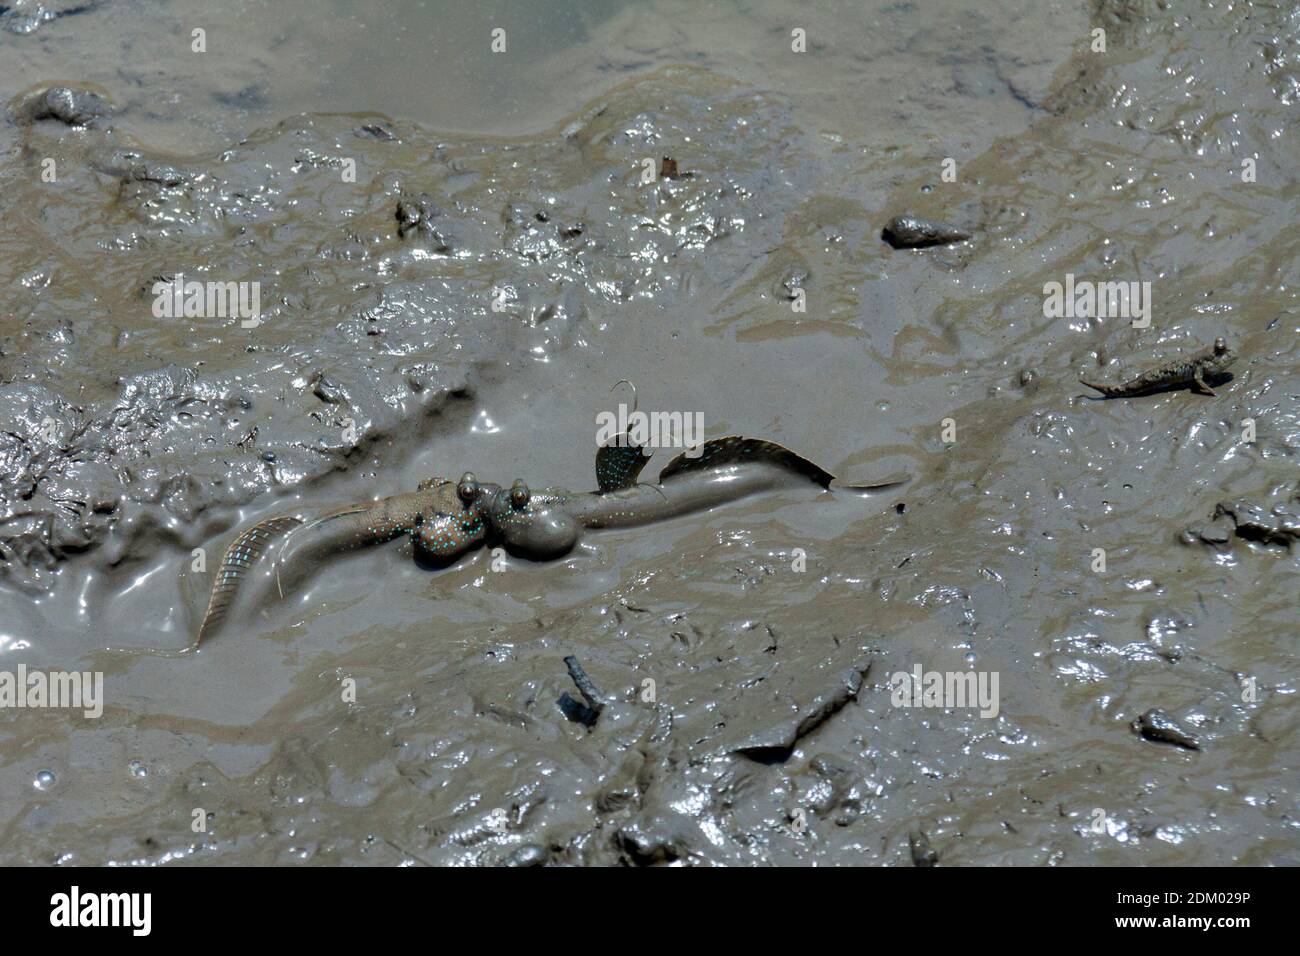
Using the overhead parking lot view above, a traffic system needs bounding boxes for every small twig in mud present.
[565,655,606,711]
[558,655,605,727]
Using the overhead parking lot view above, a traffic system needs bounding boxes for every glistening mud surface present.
[1,0,1296,865]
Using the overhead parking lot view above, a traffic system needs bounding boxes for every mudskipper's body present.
[1080,338,1236,398]
[197,436,904,643]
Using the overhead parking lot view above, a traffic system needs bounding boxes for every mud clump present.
[394,193,450,249]
[1184,488,1300,550]
[11,84,112,126]
[500,844,549,867]
[881,215,971,249]
[1213,497,1300,548]
[617,812,695,866]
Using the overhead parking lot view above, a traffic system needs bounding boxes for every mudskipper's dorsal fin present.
[596,438,653,492]
[658,436,835,489]
[198,515,303,645]
[596,378,654,492]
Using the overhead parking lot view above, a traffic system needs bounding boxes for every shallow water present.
[0,0,1296,865]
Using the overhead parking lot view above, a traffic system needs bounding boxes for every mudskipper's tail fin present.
[197,515,303,645]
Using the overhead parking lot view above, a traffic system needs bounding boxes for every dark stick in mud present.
[563,655,606,719]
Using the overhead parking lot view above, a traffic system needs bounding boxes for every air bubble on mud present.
[34,770,56,790]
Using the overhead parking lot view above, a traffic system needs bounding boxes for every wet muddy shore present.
[0,0,1296,866]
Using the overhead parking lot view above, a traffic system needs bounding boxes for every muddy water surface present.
[0,0,1296,865]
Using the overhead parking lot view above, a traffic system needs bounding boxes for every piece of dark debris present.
[558,654,605,727]
[881,215,971,250]
[659,155,691,180]
[909,830,939,866]
[357,122,396,141]
[395,194,450,250]
[1132,708,1201,751]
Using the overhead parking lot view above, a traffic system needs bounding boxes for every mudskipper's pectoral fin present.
[595,434,653,492]
[198,515,304,645]
[658,436,835,489]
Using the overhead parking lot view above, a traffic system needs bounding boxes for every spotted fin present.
[596,434,653,492]
[658,436,835,489]
[198,515,303,645]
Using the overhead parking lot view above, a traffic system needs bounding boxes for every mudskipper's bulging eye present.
[457,472,479,503]
[510,480,530,510]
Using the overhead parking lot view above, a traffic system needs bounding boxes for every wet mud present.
[0,0,1296,866]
